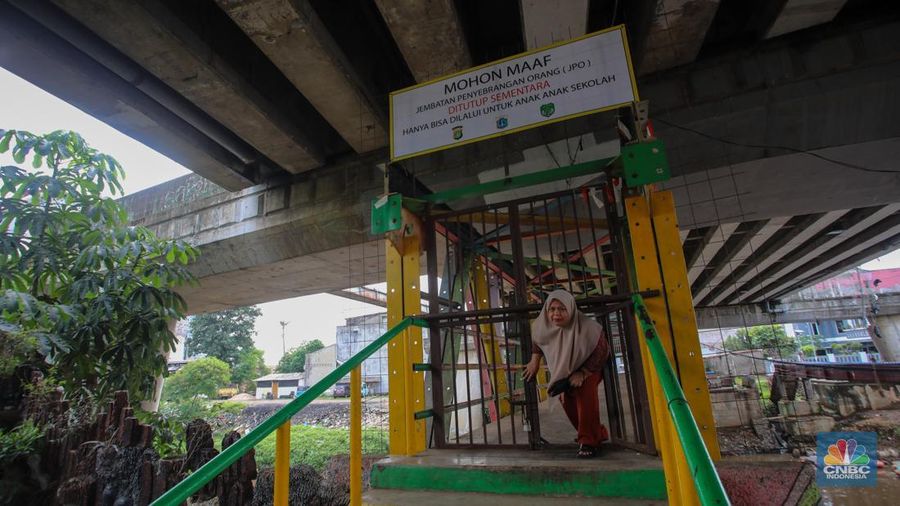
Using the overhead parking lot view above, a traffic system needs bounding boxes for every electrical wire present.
[654,118,900,175]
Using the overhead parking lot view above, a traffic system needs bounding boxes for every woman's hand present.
[569,370,586,388]
[523,355,541,381]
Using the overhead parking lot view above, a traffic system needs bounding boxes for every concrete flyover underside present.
[119,16,900,315]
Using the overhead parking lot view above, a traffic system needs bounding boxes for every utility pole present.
[279,321,289,356]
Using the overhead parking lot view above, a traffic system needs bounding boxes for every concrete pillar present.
[140,320,177,412]
[872,314,900,362]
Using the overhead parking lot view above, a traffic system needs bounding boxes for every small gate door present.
[422,182,655,452]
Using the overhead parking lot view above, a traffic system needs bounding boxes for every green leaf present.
[0,131,12,153]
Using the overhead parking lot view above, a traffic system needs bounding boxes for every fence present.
[800,352,881,364]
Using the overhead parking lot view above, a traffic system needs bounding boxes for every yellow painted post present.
[650,191,721,460]
[350,366,362,506]
[386,231,426,455]
[273,420,291,506]
[474,261,511,416]
[271,381,279,400]
[625,194,698,506]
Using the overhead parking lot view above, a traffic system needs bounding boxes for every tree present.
[164,357,231,400]
[232,347,269,392]
[0,129,197,402]
[724,325,797,357]
[186,306,261,368]
[277,339,325,373]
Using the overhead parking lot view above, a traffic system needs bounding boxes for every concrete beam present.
[52,0,324,174]
[216,0,386,153]
[374,0,471,82]
[688,223,738,285]
[703,212,844,306]
[520,0,589,50]
[0,1,256,191]
[691,219,769,302]
[696,293,900,328]
[694,216,789,305]
[645,19,900,177]
[741,207,900,303]
[121,154,387,314]
[638,0,721,75]
[765,0,849,39]
[772,229,900,301]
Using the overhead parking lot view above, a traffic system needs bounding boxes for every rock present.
[253,465,324,506]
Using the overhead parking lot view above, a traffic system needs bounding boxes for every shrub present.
[0,421,42,464]
[254,425,388,470]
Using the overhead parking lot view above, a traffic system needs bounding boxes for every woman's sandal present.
[576,444,597,458]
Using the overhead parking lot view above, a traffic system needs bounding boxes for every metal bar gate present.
[422,182,655,452]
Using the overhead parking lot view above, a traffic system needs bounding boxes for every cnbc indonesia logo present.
[817,432,876,487]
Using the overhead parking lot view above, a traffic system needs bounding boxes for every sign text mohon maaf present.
[389,25,638,161]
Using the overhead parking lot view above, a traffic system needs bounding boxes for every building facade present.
[254,372,305,399]
[335,313,390,395]
[303,344,336,389]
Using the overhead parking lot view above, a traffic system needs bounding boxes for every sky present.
[2,65,900,365]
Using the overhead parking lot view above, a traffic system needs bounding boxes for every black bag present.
[548,377,572,397]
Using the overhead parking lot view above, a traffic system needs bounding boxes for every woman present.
[523,289,610,458]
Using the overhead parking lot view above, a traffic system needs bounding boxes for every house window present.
[810,322,820,335]
[836,318,866,332]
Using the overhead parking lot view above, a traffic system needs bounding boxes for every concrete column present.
[872,314,900,362]
[140,320,177,412]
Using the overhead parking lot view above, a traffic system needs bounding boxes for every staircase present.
[364,446,667,504]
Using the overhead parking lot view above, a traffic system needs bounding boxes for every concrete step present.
[363,489,666,505]
[369,446,666,501]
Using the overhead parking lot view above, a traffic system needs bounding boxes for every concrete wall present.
[808,381,900,418]
[710,387,765,428]
[704,350,772,378]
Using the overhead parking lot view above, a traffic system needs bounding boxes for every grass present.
[254,425,388,471]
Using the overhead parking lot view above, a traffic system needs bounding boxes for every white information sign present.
[389,26,638,161]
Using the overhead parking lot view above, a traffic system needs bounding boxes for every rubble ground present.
[210,398,389,434]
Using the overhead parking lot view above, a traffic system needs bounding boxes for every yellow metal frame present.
[626,190,719,505]
[273,421,290,506]
[474,261,511,416]
[386,234,427,455]
[350,366,362,506]
[649,192,721,459]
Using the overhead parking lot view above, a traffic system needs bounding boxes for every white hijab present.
[531,290,603,384]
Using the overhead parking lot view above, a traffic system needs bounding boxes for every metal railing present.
[151,317,428,506]
[632,294,730,506]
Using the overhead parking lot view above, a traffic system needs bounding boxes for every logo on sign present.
[540,103,555,118]
[452,126,463,140]
[496,116,508,129]
[817,432,876,487]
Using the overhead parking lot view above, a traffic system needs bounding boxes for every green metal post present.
[632,294,731,506]
[151,317,429,506]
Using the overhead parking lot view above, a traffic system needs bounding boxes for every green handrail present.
[151,316,429,506]
[632,294,731,506]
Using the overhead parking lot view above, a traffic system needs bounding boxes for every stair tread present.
[363,488,666,505]
[375,446,663,472]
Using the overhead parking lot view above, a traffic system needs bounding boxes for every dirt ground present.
[833,406,900,452]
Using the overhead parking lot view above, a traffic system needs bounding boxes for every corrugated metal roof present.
[254,372,305,382]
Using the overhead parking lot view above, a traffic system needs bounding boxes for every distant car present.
[217,387,238,399]
[332,384,350,397]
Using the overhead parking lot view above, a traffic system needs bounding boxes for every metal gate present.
[422,182,655,452]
